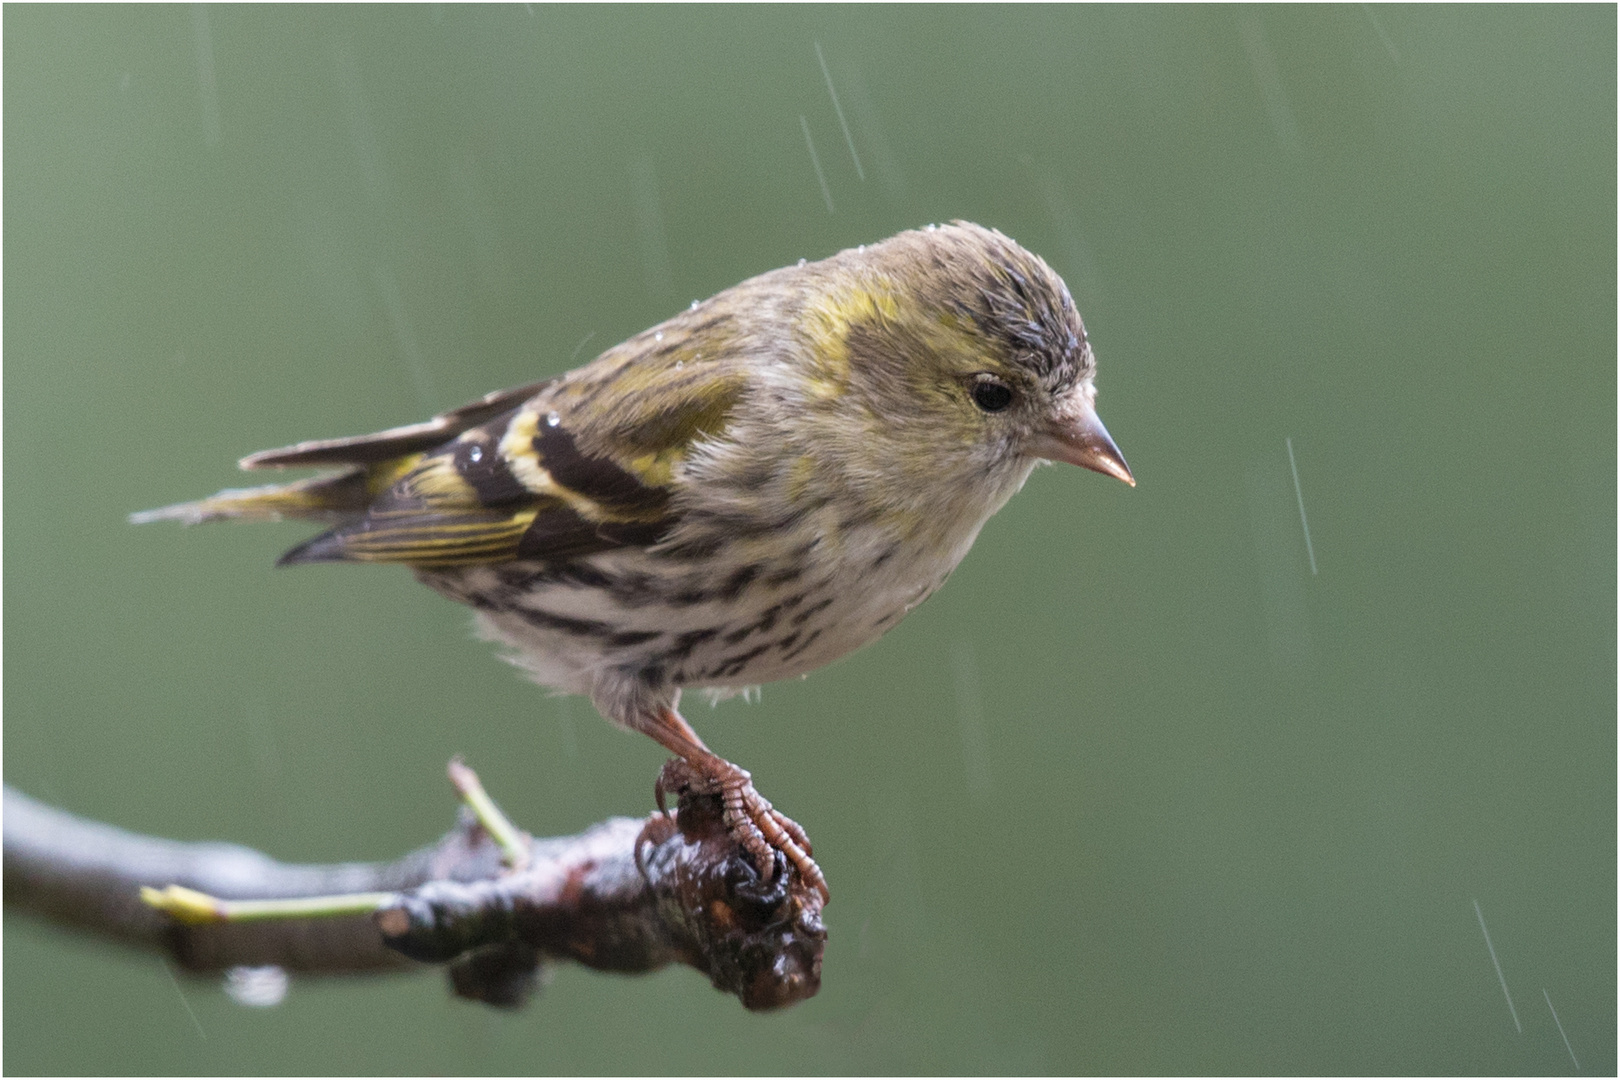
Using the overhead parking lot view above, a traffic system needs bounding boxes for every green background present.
[6,5,1613,1074]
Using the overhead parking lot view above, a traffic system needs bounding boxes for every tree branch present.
[3,761,825,1011]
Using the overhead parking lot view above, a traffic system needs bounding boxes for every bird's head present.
[790,222,1132,521]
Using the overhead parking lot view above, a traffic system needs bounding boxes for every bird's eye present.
[970,375,1014,413]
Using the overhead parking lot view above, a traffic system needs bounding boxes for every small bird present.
[134,222,1133,903]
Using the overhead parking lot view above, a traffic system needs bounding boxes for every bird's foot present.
[657,756,829,904]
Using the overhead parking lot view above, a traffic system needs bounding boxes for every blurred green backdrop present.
[5,5,1613,1075]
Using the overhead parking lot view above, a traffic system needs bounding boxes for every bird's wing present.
[278,344,752,568]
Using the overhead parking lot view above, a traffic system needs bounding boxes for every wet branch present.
[2,763,825,1011]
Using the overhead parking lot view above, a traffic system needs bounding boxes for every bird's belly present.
[417,543,957,695]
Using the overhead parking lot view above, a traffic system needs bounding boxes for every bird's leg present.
[634,705,828,904]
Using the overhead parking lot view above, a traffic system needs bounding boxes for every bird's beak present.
[1029,398,1135,486]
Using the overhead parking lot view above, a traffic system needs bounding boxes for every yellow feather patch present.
[499,408,559,497]
[394,456,478,506]
[800,280,902,399]
[334,507,540,567]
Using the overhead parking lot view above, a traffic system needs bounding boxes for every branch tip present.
[447,757,530,870]
[141,884,228,925]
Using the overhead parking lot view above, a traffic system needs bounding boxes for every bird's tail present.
[128,467,387,526]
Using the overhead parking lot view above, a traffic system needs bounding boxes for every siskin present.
[135,222,1134,903]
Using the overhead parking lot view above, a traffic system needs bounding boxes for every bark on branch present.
[2,762,825,1011]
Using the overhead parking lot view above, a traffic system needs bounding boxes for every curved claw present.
[716,768,829,905]
[654,772,673,819]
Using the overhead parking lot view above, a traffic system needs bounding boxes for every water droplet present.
[224,965,288,1008]
[857,245,865,253]
[468,445,483,463]
[546,412,561,427]
[674,361,684,370]
[654,331,664,342]
[797,258,807,267]
[690,299,700,310]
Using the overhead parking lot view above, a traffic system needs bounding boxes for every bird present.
[133,221,1134,904]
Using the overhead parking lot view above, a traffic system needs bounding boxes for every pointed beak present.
[1028,398,1135,486]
